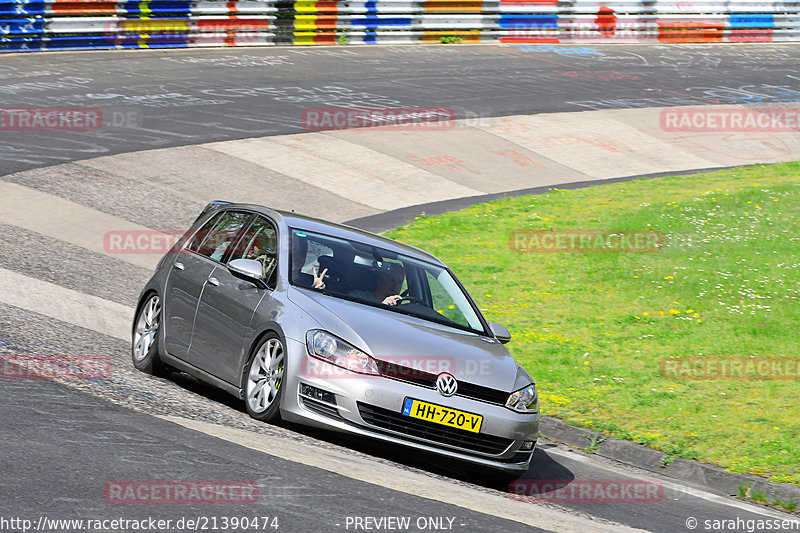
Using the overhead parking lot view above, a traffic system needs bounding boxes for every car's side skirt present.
[161,351,242,399]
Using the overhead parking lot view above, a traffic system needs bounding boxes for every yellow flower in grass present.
[546,394,570,406]
[669,308,680,315]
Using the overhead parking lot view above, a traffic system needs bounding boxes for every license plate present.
[401,398,483,433]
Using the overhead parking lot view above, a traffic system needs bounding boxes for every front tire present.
[244,334,286,422]
[132,293,165,375]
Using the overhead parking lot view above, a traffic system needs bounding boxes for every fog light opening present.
[300,383,337,405]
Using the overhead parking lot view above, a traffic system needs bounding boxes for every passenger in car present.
[292,234,327,289]
[350,263,405,306]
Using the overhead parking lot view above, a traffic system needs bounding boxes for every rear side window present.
[188,211,251,262]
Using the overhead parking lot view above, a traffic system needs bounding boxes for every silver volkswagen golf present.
[132,201,539,474]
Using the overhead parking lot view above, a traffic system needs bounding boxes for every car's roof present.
[212,202,444,266]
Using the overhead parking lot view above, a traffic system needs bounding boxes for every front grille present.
[376,360,436,387]
[458,382,510,405]
[301,397,342,420]
[375,360,510,406]
[357,402,513,456]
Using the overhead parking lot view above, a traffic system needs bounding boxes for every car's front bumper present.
[279,339,539,473]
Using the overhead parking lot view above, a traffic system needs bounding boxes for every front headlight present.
[505,383,539,413]
[306,330,379,375]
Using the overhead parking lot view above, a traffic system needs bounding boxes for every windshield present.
[289,228,487,335]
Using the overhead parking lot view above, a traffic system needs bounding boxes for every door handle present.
[208,277,220,287]
[174,262,185,271]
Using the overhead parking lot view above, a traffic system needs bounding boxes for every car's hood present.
[287,288,522,392]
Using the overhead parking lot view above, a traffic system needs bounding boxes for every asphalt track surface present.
[2,44,800,532]
[0,376,543,533]
[2,43,800,175]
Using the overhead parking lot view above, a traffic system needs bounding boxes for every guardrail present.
[2,0,798,51]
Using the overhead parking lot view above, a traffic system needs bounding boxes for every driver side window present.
[234,217,277,281]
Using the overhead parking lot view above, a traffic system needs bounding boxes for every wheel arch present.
[132,288,160,336]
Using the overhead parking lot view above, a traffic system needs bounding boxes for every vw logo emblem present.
[436,373,458,397]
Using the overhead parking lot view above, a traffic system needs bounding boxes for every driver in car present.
[350,263,405,306]
[245,234,275,275]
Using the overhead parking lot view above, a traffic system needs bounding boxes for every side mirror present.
[489,322,511,344]
[228,258,268,290]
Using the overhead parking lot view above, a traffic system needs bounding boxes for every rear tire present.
[243,333,286,422]
[132,293,166,376]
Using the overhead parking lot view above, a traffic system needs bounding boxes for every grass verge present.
[385,162,800,487]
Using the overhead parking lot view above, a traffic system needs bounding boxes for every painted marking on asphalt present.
[159,415,647,533]
[0,267,132,342]
[472,111,716,180]
[204,133,483,211]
